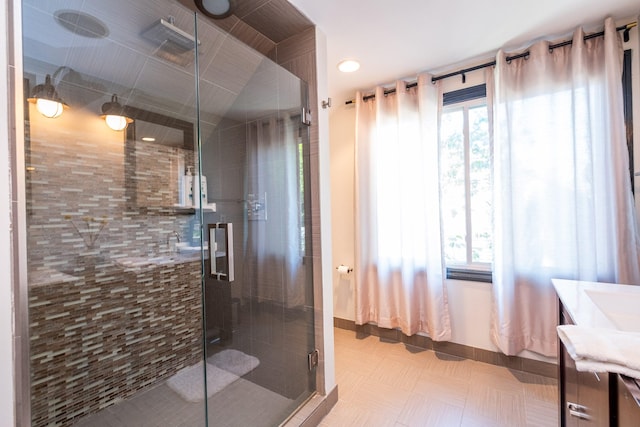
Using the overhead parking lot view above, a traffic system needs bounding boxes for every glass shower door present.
[196,13,316,425]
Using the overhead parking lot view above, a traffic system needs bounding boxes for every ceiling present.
[22,0,640,117]
[288,0,640,102]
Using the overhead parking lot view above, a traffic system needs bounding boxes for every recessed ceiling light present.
[338,59,360,73]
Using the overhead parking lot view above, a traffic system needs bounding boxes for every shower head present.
[141,17,198,51]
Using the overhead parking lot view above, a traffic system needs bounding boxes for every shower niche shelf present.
[125,204,216,216]
[125,206,196,216]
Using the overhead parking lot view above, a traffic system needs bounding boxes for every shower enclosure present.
[22,0,315,425]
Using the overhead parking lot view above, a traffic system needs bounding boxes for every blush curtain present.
[354,74,451,340]
[491,17,640,357]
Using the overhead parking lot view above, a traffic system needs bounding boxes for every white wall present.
[329,103,356,321]
[315,26,336,395]
[329,19,640,364]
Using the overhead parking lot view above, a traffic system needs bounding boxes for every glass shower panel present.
[22,1,206,426]
[197,12,316,425]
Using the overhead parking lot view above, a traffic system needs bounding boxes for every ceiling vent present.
[54,10,109,39]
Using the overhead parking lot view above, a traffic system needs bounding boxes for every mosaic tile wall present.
[29,261,202,427]
[26,106,204,426]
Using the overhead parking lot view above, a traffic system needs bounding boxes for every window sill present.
[446,265,492,283]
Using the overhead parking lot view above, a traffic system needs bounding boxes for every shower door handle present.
[208,223,234,282]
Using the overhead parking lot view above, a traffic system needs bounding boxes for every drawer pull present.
[567,402,590,420]
[569,409,590,420]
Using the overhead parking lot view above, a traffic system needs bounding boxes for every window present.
[439,85,492,280]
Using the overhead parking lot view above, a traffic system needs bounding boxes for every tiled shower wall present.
[26,104,203,426]
[26,106,197,273]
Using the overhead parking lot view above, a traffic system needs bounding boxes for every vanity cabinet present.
[555,279,640,427]
[559,304,613,426]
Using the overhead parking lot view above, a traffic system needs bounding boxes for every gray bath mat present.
[166,361,239,403]
[208,349,260,377]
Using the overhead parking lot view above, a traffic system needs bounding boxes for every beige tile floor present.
[321,328,558,427]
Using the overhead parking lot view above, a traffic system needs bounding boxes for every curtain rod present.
[345,21,637,105]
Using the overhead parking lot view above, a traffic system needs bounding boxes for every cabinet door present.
[562,343,610,425]
[560,303,610,426]
[562,339,580,427]
[617,375,640,427]
[577,368,610,425]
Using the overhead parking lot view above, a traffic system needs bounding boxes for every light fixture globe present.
[36,98,65,118]
[194,0,235,19]
[105,115,128,131]
[27,74,68,118]
[101,94,133,131]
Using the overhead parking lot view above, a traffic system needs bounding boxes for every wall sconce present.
[27,74,68,118]
[194,0,235,19]
[101,94,133,131]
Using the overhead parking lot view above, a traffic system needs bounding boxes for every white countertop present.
[552,279,640,331]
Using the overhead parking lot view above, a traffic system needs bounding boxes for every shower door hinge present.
[301,107,312,126]
[308,349,319,371]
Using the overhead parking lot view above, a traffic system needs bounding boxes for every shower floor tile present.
[73,377,293,427]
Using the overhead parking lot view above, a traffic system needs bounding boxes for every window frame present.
[441,84,493,282]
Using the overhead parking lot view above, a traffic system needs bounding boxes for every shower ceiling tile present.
[228,19,277,58]
[80,0,196,57]
[22,0,84,38]
[182,79,238,124]
[199,36,263,95]
[241,0,313,43]
[126,57,195,111]
[22,4,77,62]
[125,89,197,126]
[273,26,315,66]
[176,0,311,49]
[224,59,280,121]
[233,0,272,19]
[23,0,202,93]
[192,19,228,69]
[62,40,147,97]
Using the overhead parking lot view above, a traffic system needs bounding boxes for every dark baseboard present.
[333,317,557,379]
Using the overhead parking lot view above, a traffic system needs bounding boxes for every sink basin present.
[585,288,640,332]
